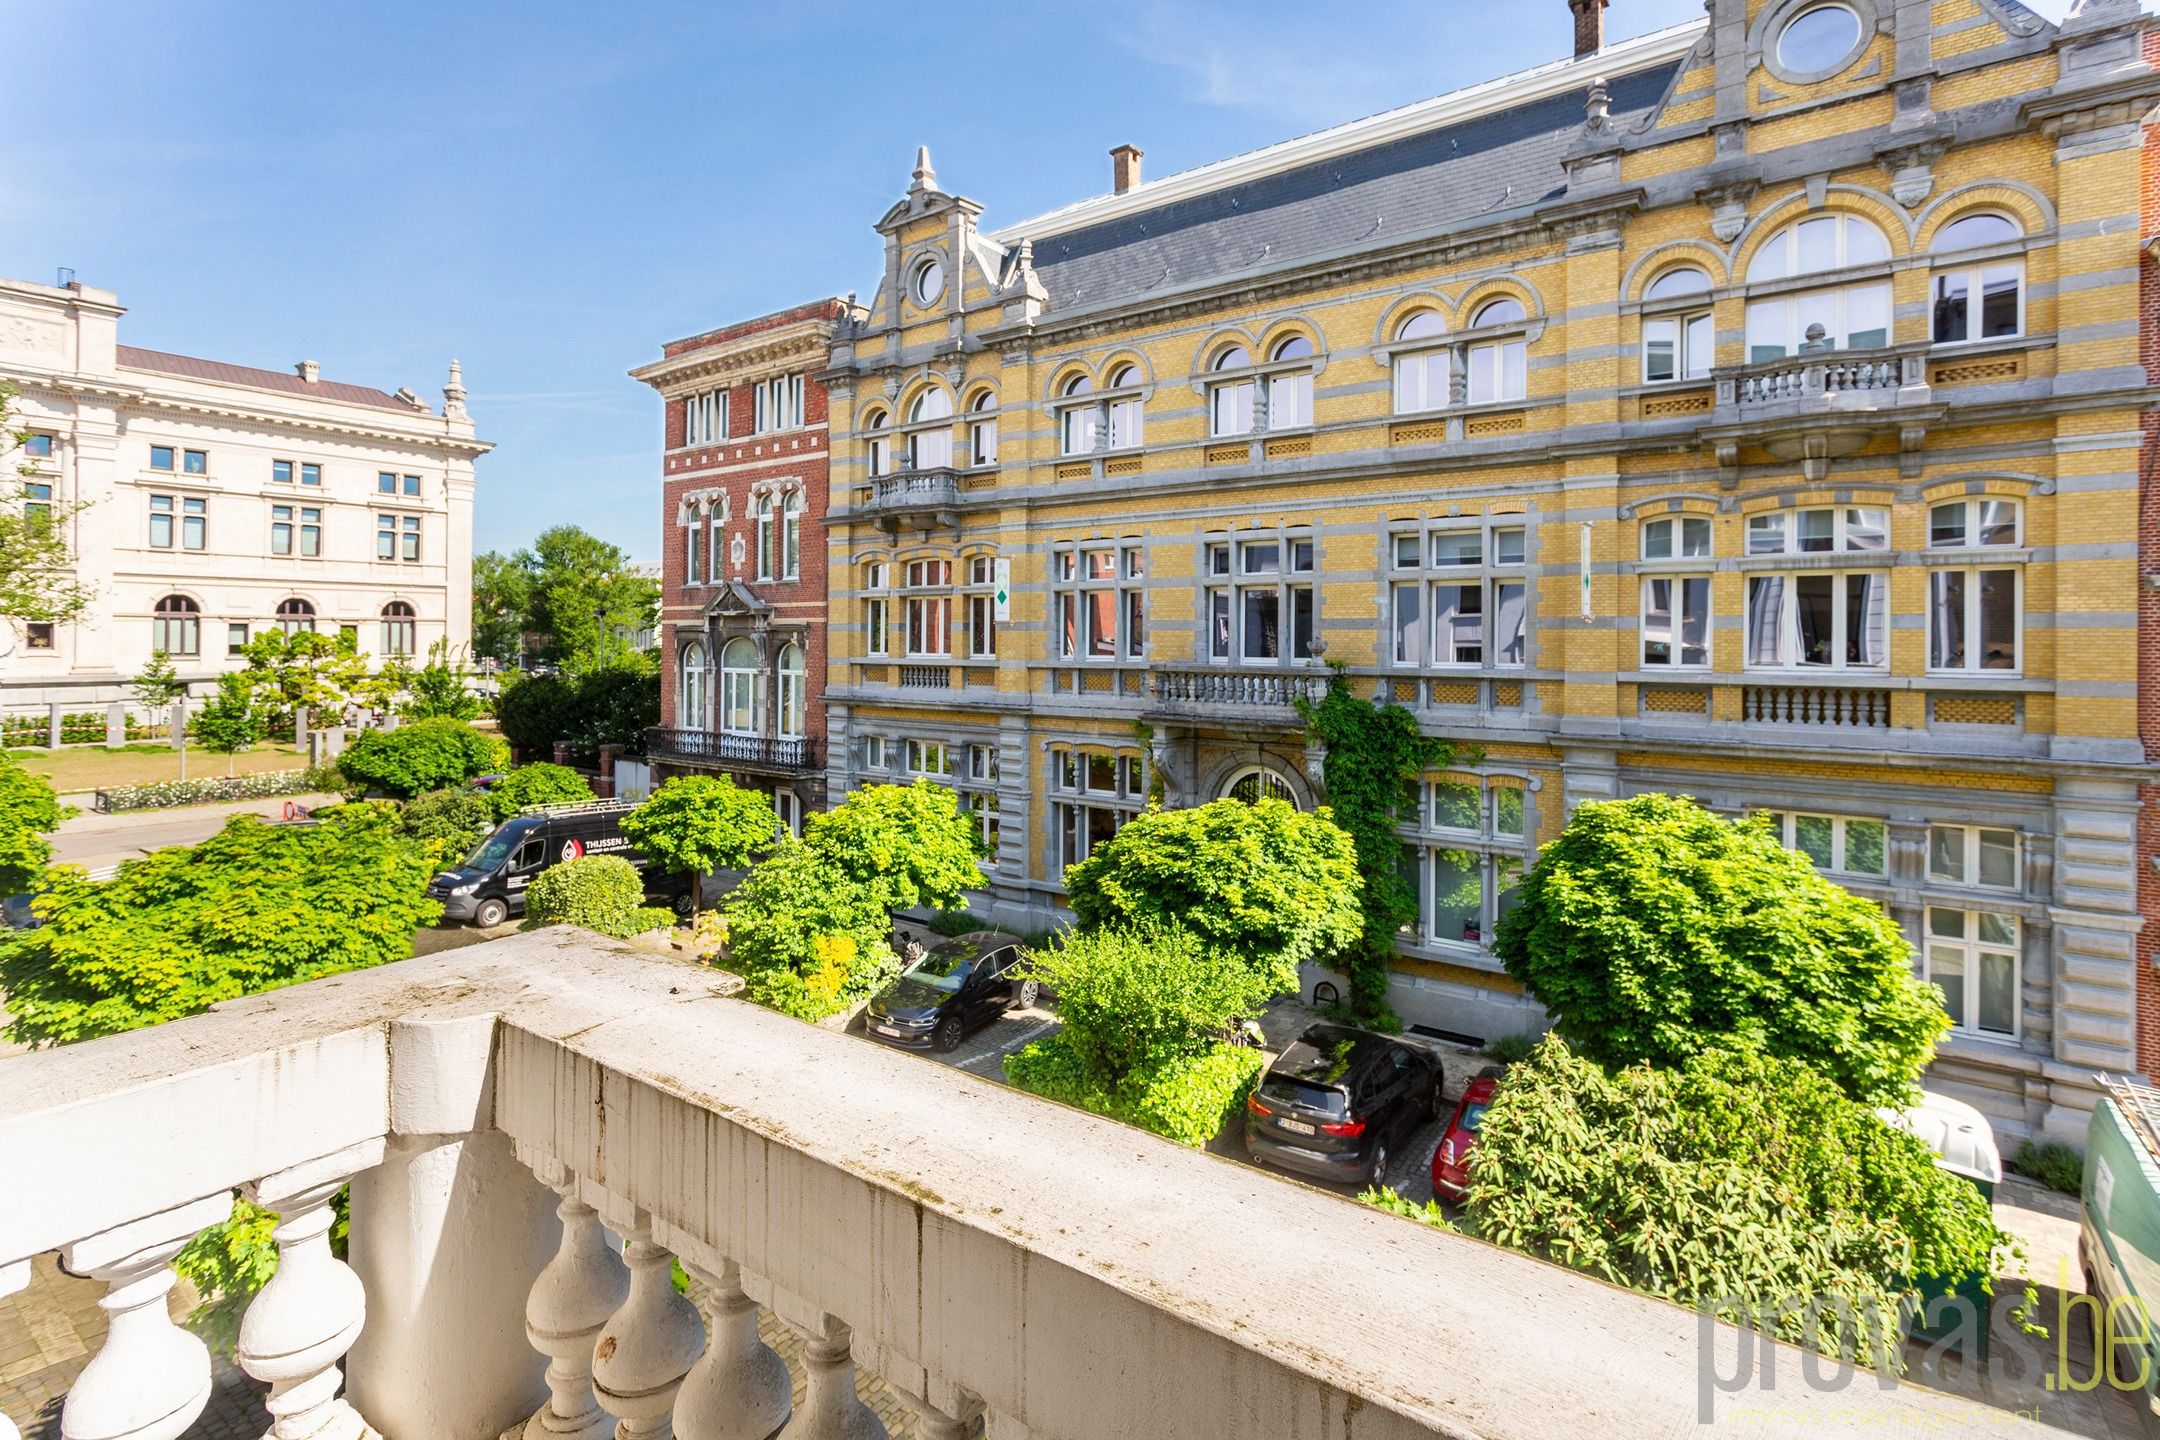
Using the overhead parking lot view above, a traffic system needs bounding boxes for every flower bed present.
[92,768,343,814]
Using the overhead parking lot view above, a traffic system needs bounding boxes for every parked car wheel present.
[1366,1142,1391,1188]
[1013,979,1040,1010]
[473,898,509,929]
[671,890,695,918]
[933,1015,964,1053]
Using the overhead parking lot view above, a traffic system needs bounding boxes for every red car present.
[1429,1066,1502,1203]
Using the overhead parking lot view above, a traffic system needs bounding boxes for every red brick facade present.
[638,297,848,818]
[2137,22,2160,1080]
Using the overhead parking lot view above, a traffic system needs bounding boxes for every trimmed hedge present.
[484,762,593,821]
[1004,1034,1263,1149]
[95,768,340,814]
[522,856,671,938]
[337,720,508,799]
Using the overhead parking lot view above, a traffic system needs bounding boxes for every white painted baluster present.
[60,1193,233,1440]
[673,1260,789,1440]
[523,1162,629,1440]
[0,1258,25,1440]
[775,1315,885,1440]
[237,1141,383,1440]
[591,1216,702,1440]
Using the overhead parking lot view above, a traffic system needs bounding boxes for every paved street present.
[48,794,345,873]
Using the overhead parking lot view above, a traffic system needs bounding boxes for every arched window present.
[1208,344,1255,437]
[754,494,777,581]
[864,409,892,479]
[380,601,416,656]
[1931,213,2024,345]
[1104,363,1144,449]
[276,598,316,636]
[777,642,807,738]
[1222,765,1298,808]
[1745,215,1892,360]
[1642,268,1714,384]
[152,594,200,656]
[678,640,710,728]
[719,637,760,735]
[780,490,804,581]
[1467,299,1527,403]
[1392,312,1450,415]
[1266,335,1315,430]
[906,388,954,469]
[967,389,999,467]
[1058,372,1098,456]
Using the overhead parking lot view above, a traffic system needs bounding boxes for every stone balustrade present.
[0,931,2063,1439]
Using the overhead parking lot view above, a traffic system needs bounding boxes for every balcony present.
[644,727,819,775]
[861,468,959,534]
[0,933,2000,1440]
[1148,665,1329,722]
[1706,343,1939,479]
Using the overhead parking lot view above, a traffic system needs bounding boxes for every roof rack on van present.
[517,797,640,819]
[2102,1075,2160,1166]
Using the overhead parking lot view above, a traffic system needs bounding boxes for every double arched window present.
[1744,214,1892,360]
[380,601,416,656]
[276,598,316,635]
[678,641,710,728]
[1465,298,1527,403]
[1392,312,1450,414]
[778,642,807,738]
[1104,363,1144,449]
[1265,335,1315,430]
[906,388,953,469]
[719,637,760,735]
[1641,267,1714,384]
[152,594,200,656]
[1930,213,2024,345]
[1207,345,1254,437]
[1058,373,1097,455]
[754,492,803,582]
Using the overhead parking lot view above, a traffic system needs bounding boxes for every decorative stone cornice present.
[630,319,835,395]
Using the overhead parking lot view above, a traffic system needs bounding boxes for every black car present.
[1245,1024,1444,1186]
[864,932,1036,1053]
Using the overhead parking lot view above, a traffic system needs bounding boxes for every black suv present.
[1245,1024,1444,1185]
[863,933,1036,1053]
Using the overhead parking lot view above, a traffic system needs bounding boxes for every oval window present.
[1777,5,1863,75]
[912,256,946,306]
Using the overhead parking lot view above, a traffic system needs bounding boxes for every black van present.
[428,799,691,928]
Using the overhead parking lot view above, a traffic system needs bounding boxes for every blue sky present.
[1,0,2080,563]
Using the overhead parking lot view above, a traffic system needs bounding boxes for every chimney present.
[297,359,321,383]
[1111,143,1144,195]
[1569,0,1607,58]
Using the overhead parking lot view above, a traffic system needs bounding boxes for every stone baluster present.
[673,1260,789,1440]
[523,1161,629,1440]
[590,1216,703,1440]
[59,1193,233,1440]
[236,1142,382,1440]
[776,1315,885,1440]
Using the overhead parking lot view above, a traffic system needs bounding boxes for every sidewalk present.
[49,794,345,872]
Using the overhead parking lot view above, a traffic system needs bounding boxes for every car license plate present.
[1278,1118,1315,1136]
[875,1024,906,1038]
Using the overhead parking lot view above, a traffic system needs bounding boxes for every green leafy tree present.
[131,650,187,713]
[483,762,593,821]
[0,806,441,1046]
[493,672,577,758]
[351,658,414,716]
[801,780,984,918]
[491,667,657,762]
[239,629,366,724]
[193,674,265,776]
[722,840,896,1020]
[398,787,496,870]
[477,528,657,674]
[470,551,532,666]
[1062,797,1361,997]
[1493,793,1947,1107]
[336,718,508,799]
[621,775,777,920]
[404,640,482,721]
[1298,675,1453,1021]
[0,380,90,627]
[1461,1037,2026,1371]
[0,753,68,894]
[522,855,671,938]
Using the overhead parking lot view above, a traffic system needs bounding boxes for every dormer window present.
[1265,335,1314,430]
[1391,312,1450,415]
[911,255,946,307]
[1058,374,1099,455]
[1208,345,1255,437]
[1466,299,1526,404]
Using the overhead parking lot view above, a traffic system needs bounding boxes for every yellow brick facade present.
[802,1,2160,1141]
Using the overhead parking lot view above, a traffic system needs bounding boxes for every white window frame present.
[1927,824,2021,891]
[1641,515,1712,560]
[1387,524,1527,669]
[1204,536,1313,663]
[1054,545,1144,662]
[1049,748,1147,872]
[1741,570,1889,671]
[863,561,890,657]
[1405,775,1529,952]
[1744,505,1888,557]
[1207,346,1256,438]
[754,373,804,434]
[1927,566,2022,675]
[1391,313,1451,415]
[1057,375,1099,456]
[904,389,954,470]
[968,391,999,466]
[684,387,730,446]
[1643,310,1713,384]
[776,642,807,739]
[903,558,952,658]
[1640,575,1711,669]
[1754,810,1888,877]
[1925,906,2021,1041]
[678,641,710,728]
[1744,283,1893,360]
[718,638,761,736]
[1927,498,2022,550]
[963,555,999,659]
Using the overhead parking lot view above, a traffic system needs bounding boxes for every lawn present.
[8,742,312,795]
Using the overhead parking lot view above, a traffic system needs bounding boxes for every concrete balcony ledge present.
[0,931,2062,1439]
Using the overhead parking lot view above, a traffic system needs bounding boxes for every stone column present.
[46,701,61,750]
[520,1162,628,1440]
[236,1141,384,1440]
[59,1193,233,1440]
[590,1216,702,1440]
[775,1314,885,1440]
[673,1260,789,1440]
[104,703,125,748]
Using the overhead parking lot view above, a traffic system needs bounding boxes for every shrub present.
[926,907,980,938]
[484,762,592,821]
[724,841,897,1020]
[494,666,658,761]
[1062,798,1361,996]
[337,719,508,799]
[802,780,984,916]
[1020,924,1272,1086]
[0,753,68,894]
[494,673,578,758]
[1493,794,1947,1107]
[399,787,497,869]
[1462,1037,2026,1372]
[94,768,337,814]
[1481,1032,1537,1065]
[2012,1140,2083,1196]
[1004,1033,1263,1148]
[521,856,669,938]
[620,775,777,920]
[1360,1187,1457,1231]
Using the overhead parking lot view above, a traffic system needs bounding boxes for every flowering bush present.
[95,768,339,813]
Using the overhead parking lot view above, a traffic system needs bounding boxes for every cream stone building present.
[819,0,2160,1142]
[0,274,486,709]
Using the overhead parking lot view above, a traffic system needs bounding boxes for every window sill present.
[1733,552,1895,570]
[1915,548,2029,566]
[1740,668,1892,680]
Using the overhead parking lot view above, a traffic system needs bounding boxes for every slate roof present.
[1024,61,1680,316]
[116,345,419,412]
